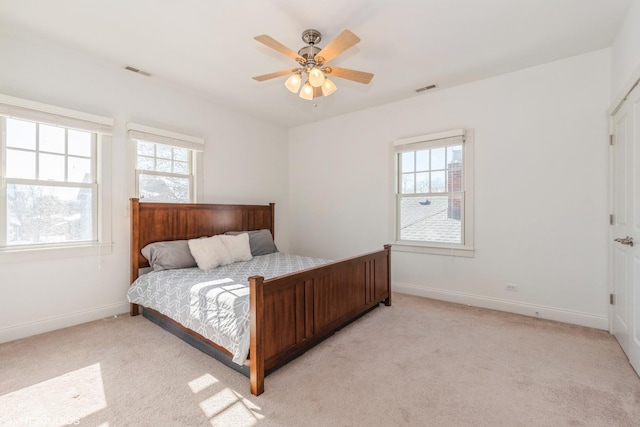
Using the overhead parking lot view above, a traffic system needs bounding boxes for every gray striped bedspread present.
[127,252,329,365]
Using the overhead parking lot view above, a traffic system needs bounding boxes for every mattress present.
[127,252,329,365]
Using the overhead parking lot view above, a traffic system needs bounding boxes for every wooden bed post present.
[384,244,392,306]
[130,198,140,317]
[269,203,275,240]
[249,275,265,396]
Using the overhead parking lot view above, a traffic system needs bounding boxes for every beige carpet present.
[1,293,639,427]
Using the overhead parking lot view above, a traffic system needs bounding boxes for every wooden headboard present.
[130,198,275,283]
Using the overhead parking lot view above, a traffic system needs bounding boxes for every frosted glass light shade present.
[299,82,314,100]
[284,73,302,93]
[308,67,325,87]
[321,78,337,96]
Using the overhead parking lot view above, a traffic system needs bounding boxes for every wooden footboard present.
[248,245,391,395]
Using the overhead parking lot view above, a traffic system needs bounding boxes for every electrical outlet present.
[505,283,518,292]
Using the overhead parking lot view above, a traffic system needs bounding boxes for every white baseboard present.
[0,301,130,344]
[393,282,609,330]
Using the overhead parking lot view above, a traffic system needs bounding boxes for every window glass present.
[39,153,65,181]
[431,147,446,170]
[174,161,189,175]
[137,156,154,171]
[156,144,172,159]
[6,149,36,179]
[156,158,172,173]
[138,174,190,203]
[7,184,94,245]
[68,129,91,156]
[431,170,446,192]
[2,117,97,247]
[399,195,462,244]
[395,133,471,249]
[416,150,429,171]
[135,140,195,203]
[416,172,429,193]
[137,141,155,156]
[39,124,65,153]
[401,151,414,173]
[174,148,189,162]
[68,157,92,183]
[6,119,36,150]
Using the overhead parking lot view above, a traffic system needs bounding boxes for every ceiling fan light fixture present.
[308,66,325,88]
[321,78,337,96]
[253,29,373,101]
[284,73,302,93]
[299,82,314,100]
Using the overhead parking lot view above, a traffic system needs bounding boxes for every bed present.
[128,198,391,395]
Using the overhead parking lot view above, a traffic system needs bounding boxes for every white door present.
[611,81,640,376]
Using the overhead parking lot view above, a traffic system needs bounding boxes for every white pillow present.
[218,233,253,263]
[187,235,232,270]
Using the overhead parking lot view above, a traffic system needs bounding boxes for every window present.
[136,141,192,203]
[394,129,474,256]
[0,94,113,253]
[128,123,203,203]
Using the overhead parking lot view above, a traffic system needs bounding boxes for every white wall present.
[289,49,611,329]
[0,26,289,342]
[611,0,640,99]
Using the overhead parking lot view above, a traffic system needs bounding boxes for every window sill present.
[0,242,113,264]
[392,241,475,258]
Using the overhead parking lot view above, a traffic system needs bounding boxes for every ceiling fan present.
[252,29,374,100]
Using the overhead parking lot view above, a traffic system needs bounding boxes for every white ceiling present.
[0,0,632,128]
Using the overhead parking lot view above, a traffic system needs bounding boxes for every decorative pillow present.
[225,229,278,256]
[188,235,232,270]
[141,240,197,271]
[218,233,253,263]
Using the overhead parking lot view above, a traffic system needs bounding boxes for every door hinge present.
[610,214,614,225]
[610,134,615,145]
[610,293,615,305]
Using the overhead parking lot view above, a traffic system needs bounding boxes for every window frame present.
[0,94,113,261]
[393,129,475,257]
[127,123,203,204]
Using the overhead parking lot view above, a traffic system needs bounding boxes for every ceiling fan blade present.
[325,66,374,84]
[315,30,360,64]
[252,69,297,82]
[254,35,304,62]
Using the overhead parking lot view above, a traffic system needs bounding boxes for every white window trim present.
[393,128,475,257]
[0,94,114,261]
[127,123,204,204]
[127,123,204,151]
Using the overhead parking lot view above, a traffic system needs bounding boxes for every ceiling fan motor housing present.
[301,29,322,45]
[298,45,321,63]
[298,29,323,66]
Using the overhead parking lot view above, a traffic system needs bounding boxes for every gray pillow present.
[225,229,278,256]
[141,240,197,271]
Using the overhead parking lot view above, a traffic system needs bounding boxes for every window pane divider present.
[136,169,190,179]
[398,191,465,197]
[6,178,95,188]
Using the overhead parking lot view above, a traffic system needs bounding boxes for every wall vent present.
[125,66,152,77]
[415,84,438,93]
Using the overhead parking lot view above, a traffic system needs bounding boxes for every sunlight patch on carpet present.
[188,373,219,393]
[0,363,107,427]
[190,373,263,426]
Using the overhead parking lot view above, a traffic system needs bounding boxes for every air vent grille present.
[125,66,151,77]
[415,84,438,93]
